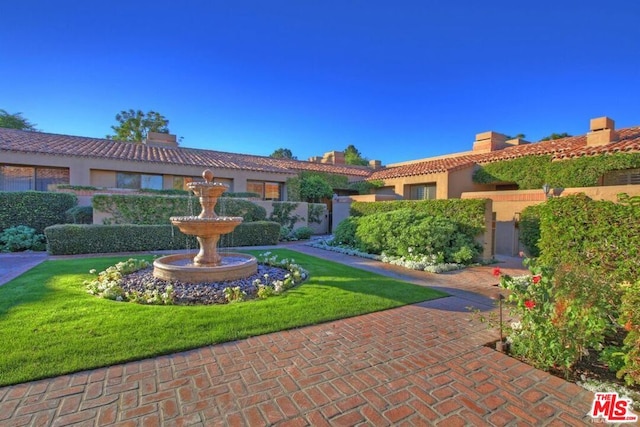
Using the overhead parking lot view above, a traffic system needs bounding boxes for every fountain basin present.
[153,252,258,283]
[170,216,243,237]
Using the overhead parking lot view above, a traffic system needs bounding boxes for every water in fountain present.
[152,169,257,284]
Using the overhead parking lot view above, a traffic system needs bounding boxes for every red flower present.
[524,300,536,310]
[625,320,633,332]
[492,267,501,277]
[532,275,541,284]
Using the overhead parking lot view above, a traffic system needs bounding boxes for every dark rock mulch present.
[121,265,291,305]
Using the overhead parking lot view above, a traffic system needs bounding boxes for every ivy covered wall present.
[473,153,640,189]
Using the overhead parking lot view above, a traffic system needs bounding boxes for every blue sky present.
[2,1,639,165]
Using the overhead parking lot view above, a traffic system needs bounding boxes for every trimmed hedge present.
[92,194,267,225]
[219,221,281,247]
[0,191,77,233]
[350,199,487,236]
[537,194,640,283]
[45,221,280,255]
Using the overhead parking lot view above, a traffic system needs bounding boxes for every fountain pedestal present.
[152,169,258,284]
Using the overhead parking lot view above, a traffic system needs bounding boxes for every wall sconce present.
[542,183,551,198]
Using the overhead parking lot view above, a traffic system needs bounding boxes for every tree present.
[106,109,170,142]
[540,132,571,141]
[506,133,526,140]
[0,109,37,131]
[299,175,333,203]
[344,144,369,166]
[270,148,297,159]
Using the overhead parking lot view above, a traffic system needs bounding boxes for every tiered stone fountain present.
[153,169,257,283]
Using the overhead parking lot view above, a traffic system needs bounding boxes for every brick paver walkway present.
[0,247,598,426]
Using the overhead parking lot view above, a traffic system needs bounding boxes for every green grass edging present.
[0,249,446,386]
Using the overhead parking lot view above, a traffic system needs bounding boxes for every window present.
[603,168,640,186]
[0,165,69,191]
[247,181,282,200]
[265,182,280,200]
[116,172,162,190]
[409,183,436,200]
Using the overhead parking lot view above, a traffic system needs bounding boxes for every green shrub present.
[350,199,486,237]
[538,194,640,283]
[0,191,77,233]
[278,226,293,241]
[64,206,93,224]
[45,221,280,255]
[217,198,267,222]
[221,192,261,198]
[618,280,640,386]
[293,226,314,240]
[0,225,46,252]
[355,209,480,263]
[219,221,281,247]
[518,204,543,257]
[332,217,360,247]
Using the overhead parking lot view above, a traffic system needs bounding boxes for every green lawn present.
[0,249,446,386]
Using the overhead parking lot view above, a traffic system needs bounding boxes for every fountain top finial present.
[202,169,214,183]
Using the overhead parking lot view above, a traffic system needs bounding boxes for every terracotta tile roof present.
[552,126,640,159]
[368,155,477,180]
[0,128,372,178]
[368,126,640,180]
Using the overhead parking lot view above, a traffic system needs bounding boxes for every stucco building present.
[2,116,639,255]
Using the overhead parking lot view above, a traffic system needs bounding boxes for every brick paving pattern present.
[0,247,599,426]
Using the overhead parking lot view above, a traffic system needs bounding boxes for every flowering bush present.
[309,239,466,273]
[380,251,464,273]
[223,286,246,303]
[251,252,309,299]
[84,258,166,303]
[497,260,620,375]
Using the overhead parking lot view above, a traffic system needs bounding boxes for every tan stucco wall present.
[2,151,295,195]
[375,172,449,199]
[447,167,490,198]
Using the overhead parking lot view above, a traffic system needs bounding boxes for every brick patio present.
[0,247,597,426]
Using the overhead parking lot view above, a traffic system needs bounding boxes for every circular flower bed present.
[84,253,308,305]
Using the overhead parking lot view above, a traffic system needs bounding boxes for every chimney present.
[321,151,345,165]
[587,116,618,146]
[505,137,529,147]
[472,131,508,153]
[144,132,178,147]
[369,159,382,169]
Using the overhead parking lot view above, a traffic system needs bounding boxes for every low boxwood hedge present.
[45,221,280,255]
